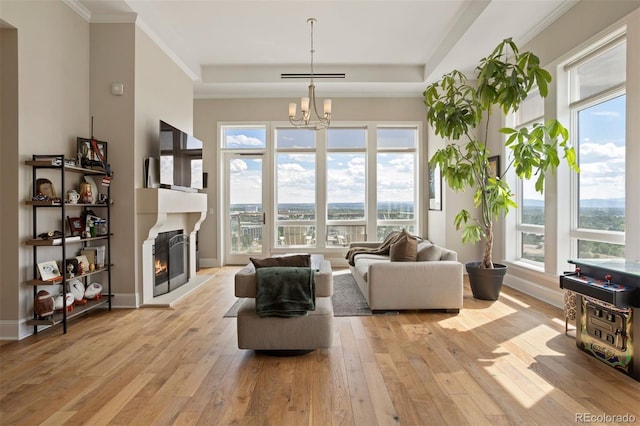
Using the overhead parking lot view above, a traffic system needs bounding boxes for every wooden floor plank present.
[2,268,640,426]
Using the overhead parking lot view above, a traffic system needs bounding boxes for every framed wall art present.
[429,163,442,211]
[488,155,500,179]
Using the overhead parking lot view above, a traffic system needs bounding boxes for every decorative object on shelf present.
[34,290,55,318]
[288,18,332,130]
[54,293,75,312]
[78,181,94,204]
[35,178,60,202]
[67,216,83,236]
[98,193,108,204]
[37,260,62,282]
[83,175,100,202]
[66,189,80,204]
[65,258,78,278]
[77,137,107,168]
[75,255,89,275]
[68,279,85,303]
[85,282,103,300]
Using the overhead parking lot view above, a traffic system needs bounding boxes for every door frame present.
[222,152,270,265]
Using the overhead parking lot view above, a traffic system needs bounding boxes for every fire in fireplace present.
[154,230,189,296]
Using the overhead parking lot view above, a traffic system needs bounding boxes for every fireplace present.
[154,230,189,296]
[137,188,207,306]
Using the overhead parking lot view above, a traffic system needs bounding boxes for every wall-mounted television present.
[159,120,203,192]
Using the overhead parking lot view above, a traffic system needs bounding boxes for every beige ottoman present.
[234,259,334,352]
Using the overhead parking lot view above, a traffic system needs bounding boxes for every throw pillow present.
[389,231,418,262]
[250,254,311,269]
[417,244,443,261]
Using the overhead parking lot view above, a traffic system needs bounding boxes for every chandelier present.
[288,18,332,130]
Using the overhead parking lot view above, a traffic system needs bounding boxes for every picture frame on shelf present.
[37,260,62,282]
[65,258,79,278]
[77,137,107,167]
[67,216,84,236]
[35,178,58,200]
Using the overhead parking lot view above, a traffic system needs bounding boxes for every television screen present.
[159,120,203,191]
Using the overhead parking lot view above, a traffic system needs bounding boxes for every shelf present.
[26,200,109,208]
[25,159,107,175]
[26,234,109,246]
[25,265,113,286]
[26,295,112,326]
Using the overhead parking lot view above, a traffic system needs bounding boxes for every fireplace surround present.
[137,188,207,306]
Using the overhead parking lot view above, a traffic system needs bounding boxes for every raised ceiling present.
[70,0,577,98]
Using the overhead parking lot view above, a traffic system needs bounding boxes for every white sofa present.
[348,241,463,312]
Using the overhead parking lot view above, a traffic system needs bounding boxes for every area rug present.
[223,273,372,317]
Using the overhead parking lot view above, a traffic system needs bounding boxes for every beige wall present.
[89,23,136,305]
[1,26,19,324]
[87,23,194,308]
[0,1,90,339]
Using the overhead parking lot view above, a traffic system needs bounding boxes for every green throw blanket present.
[255,267,315,317]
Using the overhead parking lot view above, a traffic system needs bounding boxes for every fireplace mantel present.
[137,188,208,306]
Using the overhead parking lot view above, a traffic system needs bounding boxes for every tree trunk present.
[482,224,493,268]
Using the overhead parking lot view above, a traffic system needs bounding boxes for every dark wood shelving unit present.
[26,154,113,334]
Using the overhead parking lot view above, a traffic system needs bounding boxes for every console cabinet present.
[25,154,112,334]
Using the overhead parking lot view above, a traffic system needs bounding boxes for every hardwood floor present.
[2,266,639,425]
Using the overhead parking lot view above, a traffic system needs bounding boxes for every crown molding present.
[62,0,91,22]
[62,0,136,23]
[519,0,580,45]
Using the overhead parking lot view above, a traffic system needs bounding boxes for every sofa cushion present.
[389,231,418,262]
[250,254,310,269]
[417,243,443,261]
[354,257,389,282]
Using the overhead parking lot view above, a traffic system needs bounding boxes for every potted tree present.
[424,38,579,300]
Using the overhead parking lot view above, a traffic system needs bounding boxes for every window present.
[275,129,316,247]
[220,122,420,256]
[376,128,417,239]
[326,128,366,247]
[272,124,418,248]
[221,125,266,149]
[513,89,546,265]
[567,36,626,259]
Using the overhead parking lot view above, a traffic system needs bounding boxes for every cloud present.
[229,158,247,173]
[226,134,264,147]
